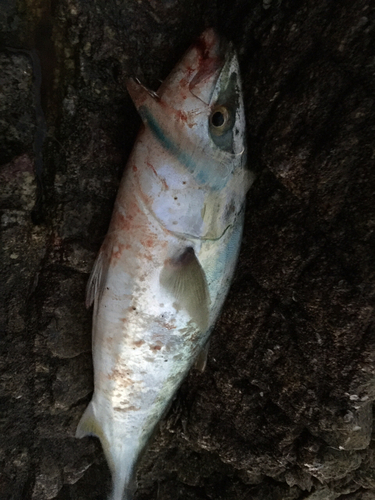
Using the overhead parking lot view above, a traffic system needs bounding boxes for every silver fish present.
[76,28,253,500]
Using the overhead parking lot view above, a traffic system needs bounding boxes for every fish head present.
[127,29,247,179]
[126,30,252,239]
[157,28,246,161]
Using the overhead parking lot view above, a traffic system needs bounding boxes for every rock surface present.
[0,0,374,499]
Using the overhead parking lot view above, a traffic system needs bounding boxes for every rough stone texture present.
[0,0,374,499]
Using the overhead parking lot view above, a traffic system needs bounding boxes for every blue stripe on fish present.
[139,105,226,190]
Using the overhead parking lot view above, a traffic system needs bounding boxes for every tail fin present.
[76,401,137,500]
[109,474,136,500]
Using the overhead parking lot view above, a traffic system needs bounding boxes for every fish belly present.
[81,180,209,497]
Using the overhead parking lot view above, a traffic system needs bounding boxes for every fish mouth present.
[127,29,237,112]
[192,28,223,63]
[188,29,235,106]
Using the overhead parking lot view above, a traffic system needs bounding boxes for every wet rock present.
[44,302,91,359]
[1,0,375,499]
[354,448,375,490]
[320,402,373,451]
[0,154,36,209]
[0,53,35,163]
[302,448,362,482]
[33,458,62,500]
[53,355,93,410]
[304,486,338,500]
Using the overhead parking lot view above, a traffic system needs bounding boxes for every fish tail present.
[77,401,137,500]
[109,471,136,500]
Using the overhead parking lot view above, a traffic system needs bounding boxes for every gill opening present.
[131,179,232,243]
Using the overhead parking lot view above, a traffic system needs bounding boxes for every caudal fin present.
[76,402,137,500]
[109,474,136,500]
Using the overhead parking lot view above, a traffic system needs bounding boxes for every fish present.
[76,28,253,500]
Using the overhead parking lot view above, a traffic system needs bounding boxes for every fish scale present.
[76,28,253,500]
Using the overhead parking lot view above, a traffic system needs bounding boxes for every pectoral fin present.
[160,247,210,331]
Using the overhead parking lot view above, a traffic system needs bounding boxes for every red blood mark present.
[161,178,169,190]
[145,161,169,190]
[112,243,125,259]
[133,165,138,172]
[194,37,211,60]
[176,110,188,122]
[133,340,145,347]
[113,211,133,232]
[140,228,157,250]
[111,196,144,233]
[144,238,155,248]
[162,322,176,331]
[146,160,157,176]
[189,31,223,96]
[177,109,197,129]
[195,28,219,58]
[189,56,222,93]
[150,344,162,351]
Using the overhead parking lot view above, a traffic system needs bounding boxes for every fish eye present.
[211,110,225,127]
[209,106,230,135]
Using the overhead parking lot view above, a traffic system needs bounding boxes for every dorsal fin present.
[159,247,210,331]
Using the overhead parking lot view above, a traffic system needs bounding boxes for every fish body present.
[76,29,252,500]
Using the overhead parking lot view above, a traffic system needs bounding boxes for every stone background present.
[1,0,374,499]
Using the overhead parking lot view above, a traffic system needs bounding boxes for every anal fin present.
[76,401,102,439]
[194,341,210,372]
[160,247,210,331]
[76,401,115,472]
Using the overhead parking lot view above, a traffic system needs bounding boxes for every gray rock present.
[53,356,93,410]
[0,53,35,163]
[32,459,62,500]
[1,0,375,499]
